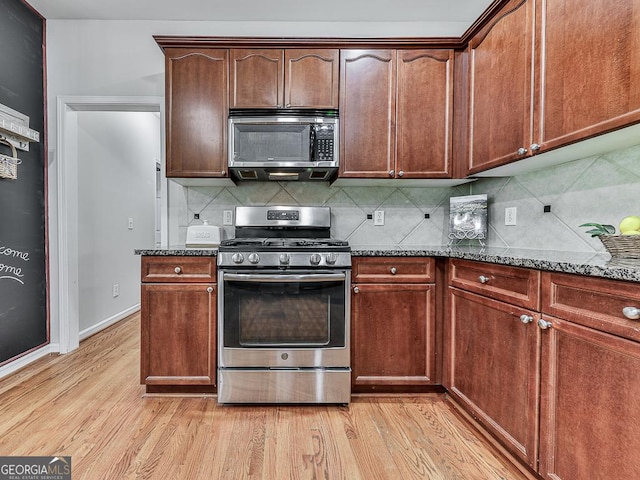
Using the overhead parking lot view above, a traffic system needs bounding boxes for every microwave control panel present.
[315,125,335,161]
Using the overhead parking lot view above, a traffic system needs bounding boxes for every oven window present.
[223,277,346,348]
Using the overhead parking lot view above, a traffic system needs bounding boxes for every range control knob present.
[310,253,322,266]
[232,253,244,264]
[279,253,290,265]
[325,253,338,265]
[248,253,260,264]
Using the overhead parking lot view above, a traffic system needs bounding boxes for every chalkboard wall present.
[0,0,47,365]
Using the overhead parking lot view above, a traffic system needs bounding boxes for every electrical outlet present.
[128,217,134,230]
[112,283,119,298]
[374,210,385,226]
[223,210,233,226]
[505,207,517,226]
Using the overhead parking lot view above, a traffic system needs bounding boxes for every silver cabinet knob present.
[389,170,395,177]
[538,319,552,330]
[398,171,404,177]
[520,314,534,324]
[517,147,528,155]
[390,267,398,275]
[221,170,226,176]
[478,275,490,284]
[174,266,181,274]
[530,143,541,152]
[353,286,360,293]
[622,306,640,320]
[207,286,213,293]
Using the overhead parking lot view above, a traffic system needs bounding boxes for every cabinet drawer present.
[352,257,435,283]
[541,272,640,343]
[448,259,540,310]
[141,256,216,283]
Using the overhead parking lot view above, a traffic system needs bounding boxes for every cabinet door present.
[340,50,396,178]
[448,287,540,469]
[397,49,454,178]
[230,49,284,108]
[141,284,216,385]
[539,316,640,480]
[467,0,534,174]
[165,49,228,177]
[351,283,436,389]
[536,0,640,150]
[284,49,339,108]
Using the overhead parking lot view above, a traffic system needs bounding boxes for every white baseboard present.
[0,306,140,380]
[79,304,140,341]
[0,344,59,379]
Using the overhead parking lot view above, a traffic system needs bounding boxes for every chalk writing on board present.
[0,244,29,284]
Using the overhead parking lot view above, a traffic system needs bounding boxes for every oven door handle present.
[222,272,346,283]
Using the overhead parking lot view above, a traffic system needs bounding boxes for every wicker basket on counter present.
[599,234,640,259]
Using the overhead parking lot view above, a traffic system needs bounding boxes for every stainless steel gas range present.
[217,206,351,404]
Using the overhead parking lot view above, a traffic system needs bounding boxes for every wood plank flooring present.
[0,313,527,479]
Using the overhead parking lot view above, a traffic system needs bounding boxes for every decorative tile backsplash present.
[169,144,640,253]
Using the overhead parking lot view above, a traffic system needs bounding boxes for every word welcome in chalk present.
[0,244,29,284]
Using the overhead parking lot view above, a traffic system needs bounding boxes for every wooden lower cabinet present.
[140,256,217,393]
[141,284,217,387]
[448,287,541,470]
[351,257,437,391]
[538,315,640,480]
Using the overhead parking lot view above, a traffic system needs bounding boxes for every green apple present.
[619,215,640,234]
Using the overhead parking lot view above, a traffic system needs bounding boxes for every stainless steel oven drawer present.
[218,368,351,404]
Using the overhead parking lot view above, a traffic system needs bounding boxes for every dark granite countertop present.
[135,245,640,283]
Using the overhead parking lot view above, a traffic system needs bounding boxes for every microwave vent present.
[237,170,258,180]
[309,170,330,180]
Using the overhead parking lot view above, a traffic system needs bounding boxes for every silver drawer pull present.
[622,306,640,320]
[478,275,490,284]
[520,314,533,324]
[174,266,182,274]
[390,267,397,275]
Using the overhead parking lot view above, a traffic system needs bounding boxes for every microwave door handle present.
[310,124,316,162]
[223,273,345,283]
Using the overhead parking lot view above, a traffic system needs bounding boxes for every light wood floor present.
[0,313,527,479]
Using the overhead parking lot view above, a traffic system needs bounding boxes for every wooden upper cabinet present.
[467,0,640,175]
[340,49,396,178]
[397,50,454,178]
[230,49,283,108]
[467,0,534,174]
[165,48,229,177]
[230,48,339,109]
[285,49,339,108]
[536,0,640,150]
[341,49,454,179]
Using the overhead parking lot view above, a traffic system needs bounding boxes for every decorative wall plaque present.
[448,194,488,241]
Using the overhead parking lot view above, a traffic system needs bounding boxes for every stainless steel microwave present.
[228,109,339,182]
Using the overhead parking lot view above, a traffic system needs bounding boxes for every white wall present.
[76,111,159,336]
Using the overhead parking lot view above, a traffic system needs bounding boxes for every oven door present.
[218,269,350,368]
